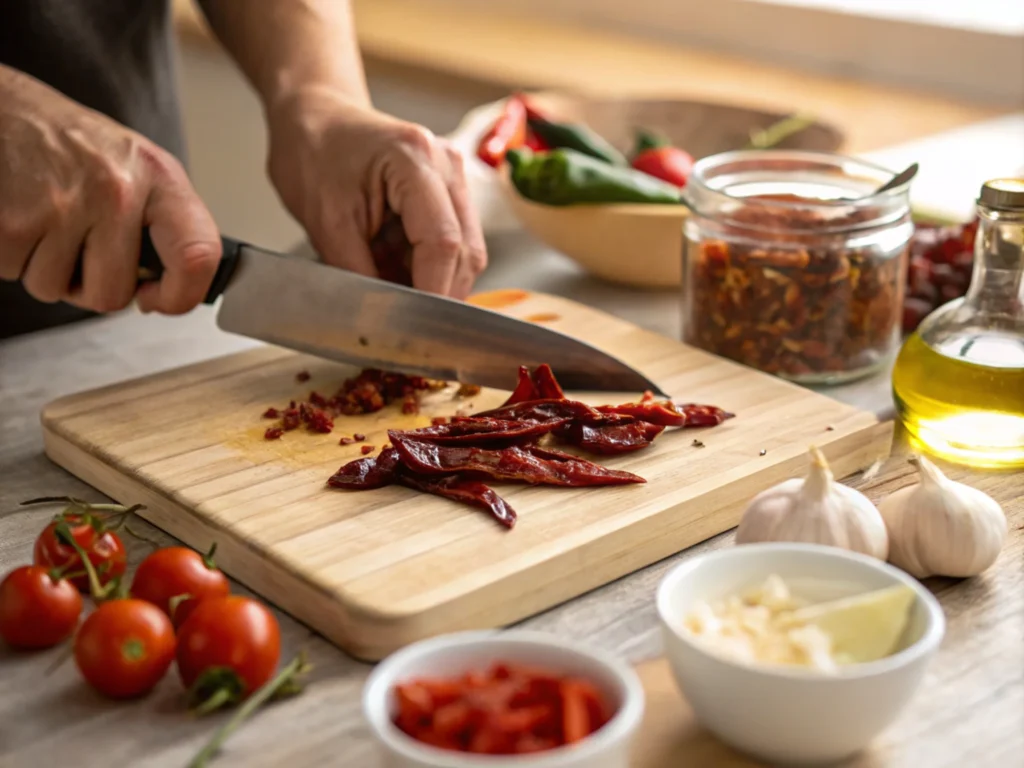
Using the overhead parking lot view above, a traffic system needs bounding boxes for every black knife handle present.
[69,228,246,304]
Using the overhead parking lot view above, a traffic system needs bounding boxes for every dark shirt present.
[0,0,184,339]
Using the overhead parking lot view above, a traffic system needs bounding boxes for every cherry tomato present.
[177,596,280,697]
[74,599,175,699]
[130,546,230,627]
[0,565,83,650]
[631,146,694,188]
[33,516,127,592]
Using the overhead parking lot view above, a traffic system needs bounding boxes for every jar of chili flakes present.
[681,150,912,384]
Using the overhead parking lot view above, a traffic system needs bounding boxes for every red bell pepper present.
[631,146,695,188]
[476,96,528,168]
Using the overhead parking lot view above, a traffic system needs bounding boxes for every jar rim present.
[683,149,910,234]
[684,149,909,207]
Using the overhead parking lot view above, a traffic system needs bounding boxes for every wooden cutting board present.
[40,289,893,661]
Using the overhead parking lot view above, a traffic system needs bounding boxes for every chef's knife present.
[98,230,667,395]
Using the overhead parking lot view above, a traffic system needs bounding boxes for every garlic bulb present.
[878,456,1007,578]
[735,446,889,560]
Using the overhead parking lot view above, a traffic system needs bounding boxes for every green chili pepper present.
[632,128,671,158]
[525,117,627,166]
[506,148,682,206]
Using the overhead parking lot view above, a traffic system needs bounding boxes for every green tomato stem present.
[188,653,310,768]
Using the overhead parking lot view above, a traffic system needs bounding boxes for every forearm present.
[195,0,370,114]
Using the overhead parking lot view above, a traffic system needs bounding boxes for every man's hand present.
[0,66,222,315]
[266,88,487,299]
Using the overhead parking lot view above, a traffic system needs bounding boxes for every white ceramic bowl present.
[363,630,645,768]
[656,543,944,766]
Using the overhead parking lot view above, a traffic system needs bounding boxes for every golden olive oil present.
[893,331,1024,468]
[893,178,1024,468]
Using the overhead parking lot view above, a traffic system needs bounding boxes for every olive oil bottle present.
[892,178,1024,468]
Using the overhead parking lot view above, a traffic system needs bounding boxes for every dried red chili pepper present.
[327,447,401,490]
[597,401,734,427]
[392,419,564,447]
[361,445,374,456]
[558,421,665,454]
[398,475,517,529]
[388,434,645,487]
[500,364,565,406]
[474,399,619,426]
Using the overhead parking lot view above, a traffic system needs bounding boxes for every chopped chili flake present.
[339,436,357,446]
[759,449,767,456]
[306,408,334,434]
[361,445,374,455]
[281,409,300,431]
[431,416,449,426]
[264,427,284,440]
[308,391,328,407]
[826,425,835,431]
[390,662,612,755]
[262,407,280,419]
[353,433,366,442]
[455,382,482,398]
[692,439,705,448]
[401,394,420,415]
[296,371,311,383]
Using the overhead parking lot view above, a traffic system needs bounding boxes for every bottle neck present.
[963,209,1024,317]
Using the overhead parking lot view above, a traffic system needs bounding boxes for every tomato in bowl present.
[362,630,644,768]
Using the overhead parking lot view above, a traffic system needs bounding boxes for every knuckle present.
[445,145,465,174]
[468,245,488,274]
[98,167,136,214]
[137,142,184,181]
[395,124,435,156]
[433,234,462,262]
[177,240,222,275]
[0,210,35,244]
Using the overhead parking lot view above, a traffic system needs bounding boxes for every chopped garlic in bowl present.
[681,574,917,672]
[682,574,841,672]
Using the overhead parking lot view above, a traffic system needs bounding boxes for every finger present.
[20,218,89,304]
[64,177,146,313]
[0,212,42,282]
[441,147,488,300]
[314,204,378,278]
[388,162,463,296]
[134,161,221,315]
[63,214,143,313]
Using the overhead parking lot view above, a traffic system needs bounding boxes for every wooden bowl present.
[487,93,845,289]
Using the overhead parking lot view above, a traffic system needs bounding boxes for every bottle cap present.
[979,178,1024,211]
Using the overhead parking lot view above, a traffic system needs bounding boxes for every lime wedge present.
[783,585,917,665]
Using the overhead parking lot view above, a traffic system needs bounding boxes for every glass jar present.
[681,150,913,385]
[892,178,1024,468]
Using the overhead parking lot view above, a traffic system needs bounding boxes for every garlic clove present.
[878,455,1008,579]
[735,446,889,560]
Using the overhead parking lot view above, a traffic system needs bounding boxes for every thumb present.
[135,166,221,315]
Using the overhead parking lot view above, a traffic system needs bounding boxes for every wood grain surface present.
[1,303,1020,767]
[37,292,892,661]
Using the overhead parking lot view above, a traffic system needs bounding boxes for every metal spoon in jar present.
[870,162,919,196]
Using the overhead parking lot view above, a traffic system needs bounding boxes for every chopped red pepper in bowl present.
[363,630,644,767]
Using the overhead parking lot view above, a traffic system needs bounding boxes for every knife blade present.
[120,230,667,395]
